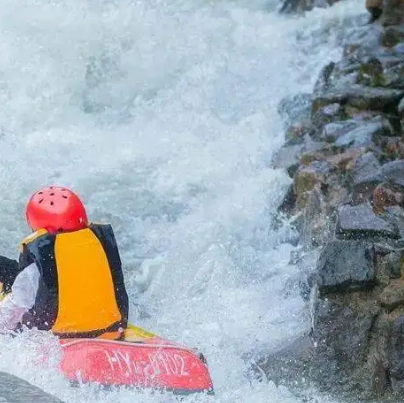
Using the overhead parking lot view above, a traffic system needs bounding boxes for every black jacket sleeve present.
[0,255,21,293]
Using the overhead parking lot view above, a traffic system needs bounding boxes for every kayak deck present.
[58,325,214,395]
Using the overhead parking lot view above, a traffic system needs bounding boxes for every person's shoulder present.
[19,229,48,251]
[89,222,113,231]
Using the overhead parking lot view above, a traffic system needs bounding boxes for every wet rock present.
[366,314,392,399]
[313,62,335,94]
[382,0,404,26]
[343,29,383,61]
[336,202,399,239]
[352,152,381,185]
[366,0,383,22]
[334,121,385,148]
[357,58,385,87]
[299,187,329,247]
[353,160,404,203]
[382,26,404,48]
[311,298,381,400]
[383,62,404,89]
[344,107,381,120]
[375,243,404,278]
[312,85,404,113]
[380,160,404,188]
[279,0,311,13]
[327,148,361,173]
[272,144,303,177]
[293,161,330,195]
[379,282,404,310]
[319,120,359,142]
[0,371,64,403]
[390,315,404,380]
[299,140,334,166]
[317,239,376,292]
[349,86,404,110]
[327,186,350,208]
[311,103,342,129]
[278,93,312,129]
[285,120,314,145]
[373,182,404,213]
[302,133,328,154]
[259,295,380,398]
[399,97,404,119]
[278,184,297,215]
[255,335,315,390]
[394,42,404,55]
[279,0,340,14]
[379,136,404,160]
[269,2,404,399]
[384,205,404,238]
[351,152,381,204]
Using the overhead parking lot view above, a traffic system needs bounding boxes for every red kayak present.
[58,325,214,395]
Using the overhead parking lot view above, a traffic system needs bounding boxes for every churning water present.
[0,1,364,402]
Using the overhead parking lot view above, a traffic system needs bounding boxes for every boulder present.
[373,182,404,213]
[390,315,404,381]
[0,371,64,403]
[299,186,329,247]
[319,120,359,142]
[312,296,381,399]
[366,0,383,22]
[293,161,330,195]
[399,97,404,119]
[311,103,343,130]
[357,58,384,87]
[379,282,404,310]
[284,120,314,145]
[278,93,312,129]
[380,137,404,160]
[317,239,376,293]
[336,203,399,239]
[380,160,404,188]
[381,0,404,26]
[312,85,404,113]
[352,152,381,185]
[272,144,303,178]
[313,62,335,94]
[350,153,382,204]
[374,242,404,279]
[383,62,404,89]
[384,205,404,238]
[334,120,387,148]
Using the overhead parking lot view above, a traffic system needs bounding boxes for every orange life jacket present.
[19,223,128,340]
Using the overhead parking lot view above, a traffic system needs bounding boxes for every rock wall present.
[260,0,404,401]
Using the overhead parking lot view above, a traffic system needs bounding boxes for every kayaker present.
[0,186,129,339]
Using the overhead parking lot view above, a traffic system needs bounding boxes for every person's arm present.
[0,256,20,293]
[0,263,40,332]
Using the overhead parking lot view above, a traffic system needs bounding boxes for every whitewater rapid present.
[0,0,364,402]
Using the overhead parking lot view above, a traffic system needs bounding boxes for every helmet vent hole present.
[38,199,44,204]
[50,193,55,196]
[50,201,54,206]
[38,192,43,195]
[62,195,68,199]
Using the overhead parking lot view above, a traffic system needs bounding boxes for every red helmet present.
[26,186,88,233]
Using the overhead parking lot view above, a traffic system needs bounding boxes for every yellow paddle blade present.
[124,324,156,341]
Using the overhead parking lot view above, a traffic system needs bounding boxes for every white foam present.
[0,0,365,402]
